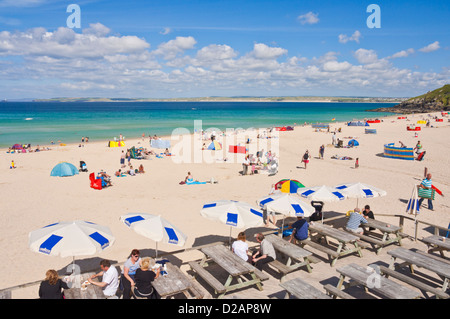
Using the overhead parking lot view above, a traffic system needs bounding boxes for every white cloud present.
[353,48,378,64]
[389,48,414,59]
[338,30,361,44]
[250,43,287,59]
[322,60,352,72]
[0,26,149,58]
[297,12,319,25]
[160,27,172,35]
[153,36,197,60]
[83,23,111,37]
[419,41,440,53]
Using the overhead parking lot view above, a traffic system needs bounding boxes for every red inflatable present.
[407,126,421,131]
[89,173,102,190]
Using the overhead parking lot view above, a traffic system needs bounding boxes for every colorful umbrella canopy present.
[275,179,305,194]
[50,162,79,177]
[120,213,187,257]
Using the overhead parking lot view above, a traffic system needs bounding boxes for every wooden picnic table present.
[152,261,203,299]
[388,247,450,292]
[265,234,312,281]
[357,219,403,254]
[189,244,268,299]
[303,222,363,266]
[336,263,421,299]
[280,277,331,299]
[64,272,106,299]
[422,235,450,258]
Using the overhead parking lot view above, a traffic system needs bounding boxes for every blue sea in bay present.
[0,101,397,148]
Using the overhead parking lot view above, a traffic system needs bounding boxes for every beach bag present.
[418,187,435,200]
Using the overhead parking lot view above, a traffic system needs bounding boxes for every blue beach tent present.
[348,139,359,147]
[50,162,79,177]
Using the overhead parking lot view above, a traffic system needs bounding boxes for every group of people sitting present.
[39,249,164,299]
[115,164,145,177]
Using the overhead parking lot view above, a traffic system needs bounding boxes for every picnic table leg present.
[330,242,343,267]
[303,257,313,273]
[354,242,363,258]
[336,274,346,290]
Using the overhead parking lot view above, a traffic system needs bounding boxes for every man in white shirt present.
[88,259,119,299]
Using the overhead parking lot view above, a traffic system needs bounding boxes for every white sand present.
[1,111,449,298]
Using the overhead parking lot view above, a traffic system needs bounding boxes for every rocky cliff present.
[368,84,449,113]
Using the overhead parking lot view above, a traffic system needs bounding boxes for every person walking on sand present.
[120,150,126,168]
[418,173,435,211]
[302,150,310,169]
[319,145,325,160]
[355,158,359,169]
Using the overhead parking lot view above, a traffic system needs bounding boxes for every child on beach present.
[10,160,15,169]
[355,158,359,169]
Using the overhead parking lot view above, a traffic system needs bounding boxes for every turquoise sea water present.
[0,101,396,147]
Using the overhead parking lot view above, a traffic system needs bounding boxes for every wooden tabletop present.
[309,222,359,243]
[152,262,195,298]
[422,235,450,250]
[201,244,256,277]
[337,263,421,299]
[64,272,106,299]
[388,247,450,279]
[365,219,401,233]
[280,277,331,299]
[265,234,312,260]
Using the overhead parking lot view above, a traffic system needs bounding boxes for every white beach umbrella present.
[257,193,315,235]
[200,200,264,244]
[334,182,387,207]
[257,193,314,217]
[120,213,187,258]
[297,185,346,223]
[28,220,115,272]
[298,185,346,202]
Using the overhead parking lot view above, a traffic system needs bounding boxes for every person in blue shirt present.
[418,173,434,210]
[345,208,368,234]
[288,215,309,243]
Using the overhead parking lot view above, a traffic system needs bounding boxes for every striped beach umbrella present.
[257,193,314,235]
[275,179,305,194]
[29,220,115,272]
[200,200,264,244]
[298,185,346,202]
[334,182,387,206]
[257,193,314,218]
[120,213,187,258]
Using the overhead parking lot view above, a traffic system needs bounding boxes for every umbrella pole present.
[229,226,232,247]
[155,242,158,258]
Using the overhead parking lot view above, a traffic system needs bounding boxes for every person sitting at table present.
[252,233,276,271]
[121,249,142,299]
[345,208,368,234]
[232,232,250,262]
[363,204,375,231]
[88,259,120,299]
[133,257,161,299]
[38,269,69,299]
[288,215,309,243]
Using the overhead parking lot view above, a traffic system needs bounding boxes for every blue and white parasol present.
[120,213,187,257]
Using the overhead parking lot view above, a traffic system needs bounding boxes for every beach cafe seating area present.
[1,212,449,300]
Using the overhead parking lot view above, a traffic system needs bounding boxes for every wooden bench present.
[323,284,356,299]
[188,261,227,294]
[299,239,339,259]
[268,260,292,282]
[413,249,450,265]
[379,265,449,299]
[351,233,386,254]
[336,263,422,299]
[280,277,331,299]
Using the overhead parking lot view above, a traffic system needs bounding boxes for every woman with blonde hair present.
[133,257,160,299]
[232,232,250,262]
[38,269,69,299]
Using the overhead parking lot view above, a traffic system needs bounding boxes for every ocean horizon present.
[0,101,397,148]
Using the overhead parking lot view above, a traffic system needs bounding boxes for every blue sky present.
[0,0,448,99]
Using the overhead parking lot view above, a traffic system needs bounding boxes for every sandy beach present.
[1,111,449,299]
